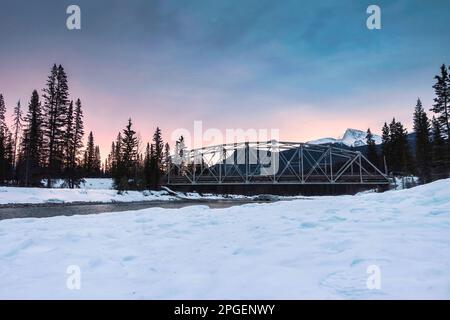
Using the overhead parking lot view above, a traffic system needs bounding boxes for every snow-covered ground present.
[0,186,177,204]
[40,178,115,190]
[0,178,246,205]
[0,179,450,299]
[80,178,114,190]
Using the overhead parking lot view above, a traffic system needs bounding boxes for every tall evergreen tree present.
[84,131,96,177]
[64,101,74,173]
[20,91,44,186]
[0,94,7,183]
[365,128,379,169]
[11,100,22,175]
[106,141,116,176]
[431,116,448,179]
[388,118,412,174]
[163,142,171,173]
[430,64,450,140]
[0,94,6,134]
[42,64,70,187]
[413,98,432,183]
[143,143,152,189]
[94,146,101,175]
[381,122,390,174]
[151,127,164,188]
[113,119,138,191]
[67,98,85,186]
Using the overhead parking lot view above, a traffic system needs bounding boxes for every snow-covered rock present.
[308,128,382,147]
[0,179,450,299]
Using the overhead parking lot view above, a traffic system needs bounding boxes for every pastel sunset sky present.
[1,0,449,157]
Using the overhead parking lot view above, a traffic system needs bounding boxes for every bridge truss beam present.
[166,141,391,186]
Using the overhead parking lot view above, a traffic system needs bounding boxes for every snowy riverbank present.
[0,179,450,299]
[0,178,247,205]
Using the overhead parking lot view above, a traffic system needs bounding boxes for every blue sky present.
[0,0,449,152]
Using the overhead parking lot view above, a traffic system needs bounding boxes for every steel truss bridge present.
[165,141,391,195]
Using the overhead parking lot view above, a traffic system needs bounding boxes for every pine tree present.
[143,143,152,189]
[64,98,84,187]
[5,131,14,181]
[42,64,70,187]
[388,118,412,175]
[106,141,116,176]
[431,116,448,179]
[94,145,101,175]
[365,128,379,169]
[381,123,390,174]
[12,100,22,175]
[0,94,7,183]
[163,142,171,172]
[113,133,122,174]
[84,131,96,177]
[153,127,164,166]
[20,90,44,186]
[413,98,432,183]
[121,119,138,173]
[63,101,75,182]
[0,94,6,134]
[151,127,164,188]
[430,64,450,140]
[113,119,138,191]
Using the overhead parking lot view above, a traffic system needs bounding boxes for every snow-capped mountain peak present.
[307,128,382,147]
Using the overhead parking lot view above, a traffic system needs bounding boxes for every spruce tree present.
[163,142,171,172]
[63,101,75,185]
[381,123,390,174]
[94,146,101,175]
[84,131,96,177]
[413,98,432,183]
[12,100,22,176]
[151,127,164,188]
[113,119,138,191]
[0,94,6,133]
[20,90,44,186]
[366,128,379,169]
[431,116,448,179]
[5,131,14,181]
[70,98,84,185]
[0,94,7,183]
[106,141,116,176]
[388,118,412,175]
[143,143,152,189]
[430,64,450,139]
[42,64,70,186]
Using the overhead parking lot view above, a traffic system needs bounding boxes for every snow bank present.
[0,186,248,205]
[80,179,114,190]
[0,179,450,299]
[0,186,177,205]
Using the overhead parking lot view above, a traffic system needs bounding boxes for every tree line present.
[104,119,172,192]
[364,64,450,184]
[0,64,102,187]
[2,63,449,191]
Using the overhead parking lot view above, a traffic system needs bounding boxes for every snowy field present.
[0,179,450,299]
[0,179,245,205]
[0,185,177,204]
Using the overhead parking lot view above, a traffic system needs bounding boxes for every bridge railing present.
[166,141,390,185]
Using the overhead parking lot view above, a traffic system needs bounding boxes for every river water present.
[0,200,263,221]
